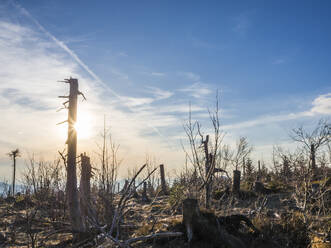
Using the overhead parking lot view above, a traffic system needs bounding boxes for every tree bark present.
[66,78,85,234]
[159,164,168,195]
[232,170,241,194]
[80,153,92,226]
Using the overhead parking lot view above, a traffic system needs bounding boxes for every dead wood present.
[182,198,262,248]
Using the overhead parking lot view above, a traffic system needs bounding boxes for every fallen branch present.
[124,232,183,246]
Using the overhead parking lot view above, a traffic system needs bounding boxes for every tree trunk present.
[66,78,85,234]
[159,164,168,195]
[232,170,241,194]
[142,182,149,202]
[80,153,92,226]
[203,135,211,209]
[121,180,129,194]
[12,156,16,196]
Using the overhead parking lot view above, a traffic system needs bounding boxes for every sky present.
[0,0,330,180]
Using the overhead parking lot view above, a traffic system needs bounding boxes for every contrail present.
[12,1,171,146]
[14,2,120,99]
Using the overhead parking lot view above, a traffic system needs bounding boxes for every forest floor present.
[0,191,330,248]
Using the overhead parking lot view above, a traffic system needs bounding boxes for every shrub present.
[168,183,186,208]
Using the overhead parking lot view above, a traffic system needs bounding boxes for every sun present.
[74,110,93,139]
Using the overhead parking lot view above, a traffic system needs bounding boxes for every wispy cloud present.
[110,68,129,80]
[150,72,165,76]
[0,14,187,178]
[223,93,331,130]
[179,71,200,81]
[179,82,212,98]
[309,93,331,115]
[120,96,154,107]
[145,87,173,100]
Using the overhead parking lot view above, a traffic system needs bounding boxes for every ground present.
[0,191,330,248]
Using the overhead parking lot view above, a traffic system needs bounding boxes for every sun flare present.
[74,110,93,139]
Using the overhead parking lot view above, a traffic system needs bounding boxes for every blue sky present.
[0,0,330,178]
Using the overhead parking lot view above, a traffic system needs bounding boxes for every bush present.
[168,183,186,208]
[253,212,310,248]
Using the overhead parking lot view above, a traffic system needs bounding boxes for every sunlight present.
[74,109,93,139]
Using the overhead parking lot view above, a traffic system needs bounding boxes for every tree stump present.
[182,198,248,247]
[141,182,149,203]
[120,180,129,194]
[80,154,92,226]
[159,164,168,195]
[232,170,241,194]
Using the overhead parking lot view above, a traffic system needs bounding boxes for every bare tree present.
[232,137,253,171]
[58,78,86,236]
[8,149,20,196]
[96,117,121,194]
[290,119,330,172]
[182,92,224,208]
[228,137,252,193]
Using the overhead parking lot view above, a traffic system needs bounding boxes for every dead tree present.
[141,182,149,202]
[59,78,86,235]
[80,153,92,226]
[229,137,252,194]
[159,164,168,195]
[202,135,212,208]
[232,170,241,194]
[8,149,20,196]
[182,92,224,208]
[120,180,129,194]
[290,119,330,175]
[182,198,258,247]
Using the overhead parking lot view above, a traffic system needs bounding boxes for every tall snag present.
[59,78,86,234]
[8,149,20,196]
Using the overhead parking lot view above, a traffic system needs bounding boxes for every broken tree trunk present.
[141,182,149,202]
[202,135,211,209]
[121,180,129,194]
[232,170,241,194]
[64,78,85,234]
[182,198,253,248]
[80,153,92,226]
[159,164,168,195]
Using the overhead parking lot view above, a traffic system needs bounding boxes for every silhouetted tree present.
[8,149,20,196]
